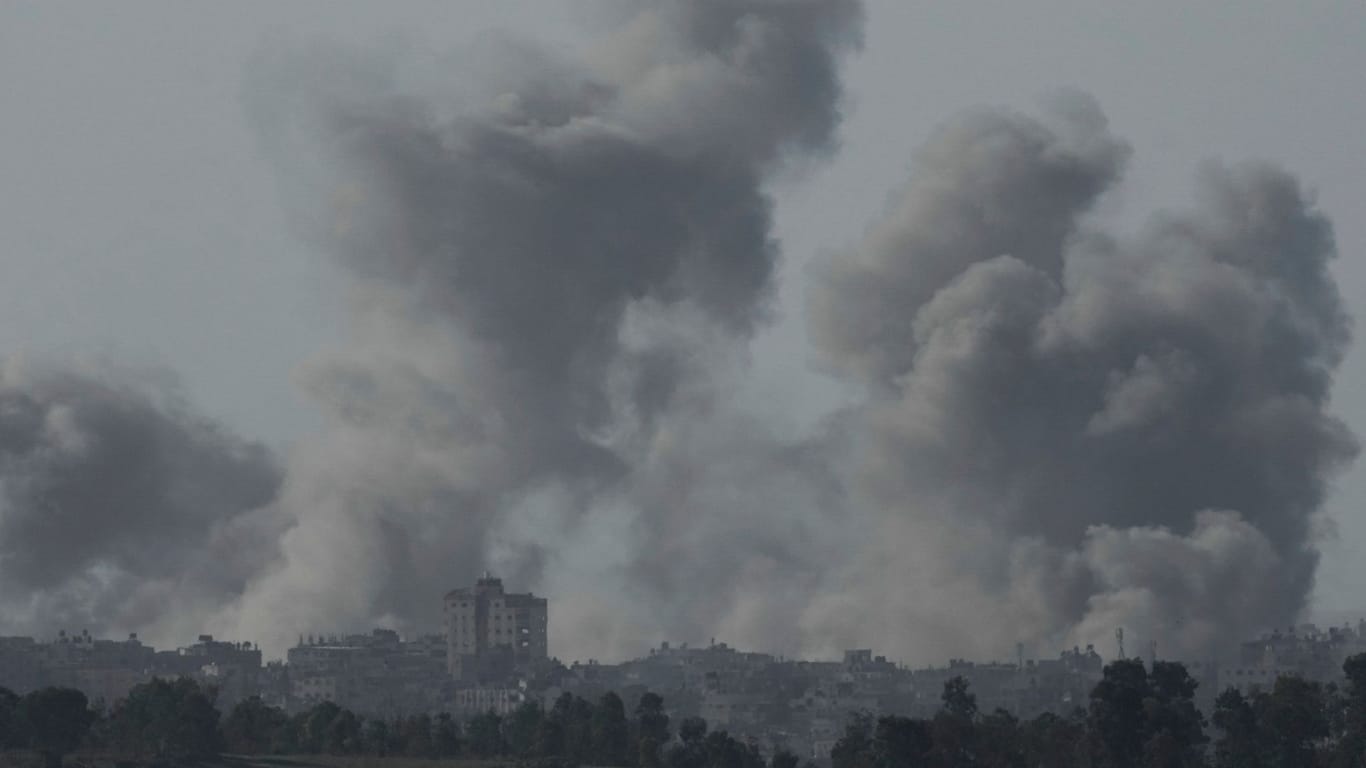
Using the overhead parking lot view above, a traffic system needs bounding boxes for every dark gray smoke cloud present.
[804,94,1357,661]
[0,360,281,643]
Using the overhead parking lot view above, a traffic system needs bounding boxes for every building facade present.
[285,629,449,715]
[443,574,548,679]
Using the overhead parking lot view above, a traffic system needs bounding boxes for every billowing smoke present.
[220,0,864,655]
[0,359,282,645]
[1,2,1355,667]
[804,94,1357,662]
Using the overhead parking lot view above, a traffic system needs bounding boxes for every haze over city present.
[2,0,1366,673]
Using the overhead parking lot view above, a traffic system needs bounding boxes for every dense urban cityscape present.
[5,0,1365,765]
[4,575,1366,762]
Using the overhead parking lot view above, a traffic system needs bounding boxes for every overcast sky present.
[3,1,1365,625]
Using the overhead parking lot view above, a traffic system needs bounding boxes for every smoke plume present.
[0,359,281,644]
[805,94,1356,661]
[221,0,864,655]
[0,2,1354,668]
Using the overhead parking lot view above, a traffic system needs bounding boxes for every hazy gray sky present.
[3,1,1364,634]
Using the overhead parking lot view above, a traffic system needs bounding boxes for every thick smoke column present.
[227,0,864,655]
[3,4,1351,666]
[0,360,281,644]
[805,94,1357,661]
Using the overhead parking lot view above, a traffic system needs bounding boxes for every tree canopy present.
[5,655,1366,768]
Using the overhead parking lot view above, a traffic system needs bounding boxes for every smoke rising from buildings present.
[0,360,282,643]
[219,0,865,656]
[0,2,1356,666]
[804,95,1357,661]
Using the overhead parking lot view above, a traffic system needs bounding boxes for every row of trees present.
[0,680,788,768]
[6,654,1366,767]
[217,689,793,768]
[1,687,97,768]
[0,678,213,767]
[831,656,1366,768]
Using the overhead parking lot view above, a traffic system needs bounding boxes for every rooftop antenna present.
[1115,628,1125,660]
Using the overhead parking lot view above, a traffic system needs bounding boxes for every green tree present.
[1144,661,1207,768]
[942,676,979,721]
[326,709,361,754]
[873,714,932,768]
[1088,659,1204,768]
[535,717,567,758]
[272,712,305,753]
[640,733,664,768]
[638,691,671,768]
[0,686,21,750]
[679,716,708,745]
[299,701,340,753]
[467,710,506,757]
[593,691,631,766]
[1337,654,1366,767]
[930,677,980,768]
[977,709,1024,768]
[551,692,595,762]
[1258,676,1329,768]
[666,717,710,768]
[1325,682,1346,748]
[221,696,289,755]
[106,678,220,759]
[1019,710,1087,768]
[504,700,544,756]
[702,729,764,768]
[362,718,392,756]
[1089,660,1152,768]
[401,713,434,757]
[770,747,801,768]
[433,712,462,757]
[1143,729,1190,768]
[829,712,874,768]
[1211,688,1262,768]
[18,688,95,768]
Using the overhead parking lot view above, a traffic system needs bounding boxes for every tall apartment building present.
[443,574,548,680]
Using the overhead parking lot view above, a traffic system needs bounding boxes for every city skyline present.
[7,573,1365,760]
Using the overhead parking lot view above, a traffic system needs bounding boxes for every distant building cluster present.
[547,641,1106,760]
[0,575,552,719]
[0,631,260,710]
[285,629,448,717]
[1221,622,1366,693]
[5,577,1366,760]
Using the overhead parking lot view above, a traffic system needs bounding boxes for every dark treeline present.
[830,656,1366,768]
[0,681,774,768]
[5,655,1366,767]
